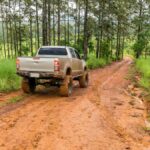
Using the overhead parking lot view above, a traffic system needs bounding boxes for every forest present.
[0,0,149,60]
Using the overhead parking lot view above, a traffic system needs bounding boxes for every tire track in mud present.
[96,58,149,149]
[0,99,61,149]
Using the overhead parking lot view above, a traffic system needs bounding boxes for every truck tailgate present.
[19,57,54,72]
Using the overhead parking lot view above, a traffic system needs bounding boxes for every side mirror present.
[81,55,84,60]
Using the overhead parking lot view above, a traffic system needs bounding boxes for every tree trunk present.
[19,0,22,56]
[77,0,81,49]
[121,30,125,59]
[99,0,104,58]
[74,0,78,45]
[83,0,88,59]
[57,0,61,45]
[30,11,33,56]
[116,17,121,60]
[53,0,56,45]
[136,0,143,59]
[9,0,13,58]
[48,0,51,45]
[1,6,6,58]
[96,1,101,58]
[6,17,10,58]
[64,0,67,46]
[14,20,18,56]
[35,0,40,48]
[42,0,48,45]
[67,1,70,45]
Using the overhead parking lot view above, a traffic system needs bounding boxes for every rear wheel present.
[59,75,73,97]
[21,78,36,93]
[79,71,89,88]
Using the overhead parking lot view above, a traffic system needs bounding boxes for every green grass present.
[0,59,21,92]
[143,127,150,132]
[87,53,112,69]
[135,58,150,91]
[7,95,24,104]
[0,95,26,108]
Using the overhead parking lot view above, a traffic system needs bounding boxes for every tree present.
[35,0,40,48]
[83,0,89,59]
[42,0,48,45]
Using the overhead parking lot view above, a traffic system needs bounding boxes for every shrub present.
[0,59,21,92]
[87,54,108,69]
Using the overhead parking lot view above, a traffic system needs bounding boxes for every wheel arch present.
[66,67,72,75]
[84,66,87,71]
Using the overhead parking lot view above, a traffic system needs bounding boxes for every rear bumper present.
[17,71,65,79]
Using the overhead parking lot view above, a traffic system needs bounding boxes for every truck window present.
[74,50,81,59]
[69,48,76,58]
[38,48,67,55]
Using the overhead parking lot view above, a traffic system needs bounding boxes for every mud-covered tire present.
[79,71,89,88]
[59,76,73,97]
[21,78,36,93]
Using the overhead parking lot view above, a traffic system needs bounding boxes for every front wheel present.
[21,78,36,93]
[59,75,73,97]
[79,71,89,88]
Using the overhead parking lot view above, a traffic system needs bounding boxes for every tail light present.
[54,59,60,72]
[16,59,20,70]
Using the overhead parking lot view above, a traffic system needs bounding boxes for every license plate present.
[30,73,40,78]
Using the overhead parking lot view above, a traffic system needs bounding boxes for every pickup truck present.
[16,46,89,96]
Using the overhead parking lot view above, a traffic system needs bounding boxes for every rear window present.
[38,48,67,55]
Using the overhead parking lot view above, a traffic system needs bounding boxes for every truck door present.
[69,48,79,76]
[74,50,84,74]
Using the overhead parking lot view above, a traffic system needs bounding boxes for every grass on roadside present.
[0,95,26,108]
[135,58,150,91]
[87,54,112,69]
[0,59,21,92]
[8,95,24,104]
[143,127,150,134]
[135,58,150,128]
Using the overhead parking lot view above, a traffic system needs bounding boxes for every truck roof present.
[41,46,70,49]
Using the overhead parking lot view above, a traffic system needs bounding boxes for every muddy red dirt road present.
[0,58,149,150]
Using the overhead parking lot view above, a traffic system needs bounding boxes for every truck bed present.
[18,57,55,73]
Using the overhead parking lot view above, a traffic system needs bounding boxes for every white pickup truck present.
[16,46,89,96]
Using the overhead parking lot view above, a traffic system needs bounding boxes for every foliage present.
[1,0,149,60]
[0,59,21,92]
[87,53,111,69]
[101,41,110,58]
[21,45,30,56]
[133,32,150,58]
